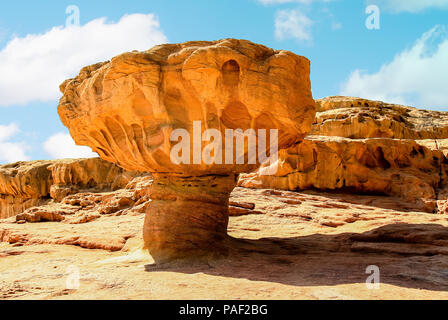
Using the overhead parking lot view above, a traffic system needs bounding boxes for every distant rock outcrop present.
[0,158,141,219]
[239,96,448,213]
[312,96,448,139]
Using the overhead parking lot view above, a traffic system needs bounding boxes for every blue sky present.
[0,0,447,163]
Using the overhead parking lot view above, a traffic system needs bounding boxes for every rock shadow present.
[145,223,448,292]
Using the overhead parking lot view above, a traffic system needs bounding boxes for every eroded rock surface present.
[0,158,140,219]
[312,96,448,139]
[58,39,315,175]
[240,97,448,213]
[239,135,448,212]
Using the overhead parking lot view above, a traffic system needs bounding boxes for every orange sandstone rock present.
[0,158,138,218]
[239,135,447,212]
[58,39,315,175]
[239,97,448,213]
[313,96,448,139]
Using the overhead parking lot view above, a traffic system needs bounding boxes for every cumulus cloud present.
[44,132,97,159]
[275,9,313,42]
[367,0,448,13]
[0,13,167,106]
[0,123,30,163]
[341,25,448,110]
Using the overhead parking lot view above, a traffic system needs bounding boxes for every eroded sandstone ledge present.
[239,97,448,213]
[0,158,141,219]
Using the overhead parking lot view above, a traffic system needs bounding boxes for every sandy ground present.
[1,187,448,300]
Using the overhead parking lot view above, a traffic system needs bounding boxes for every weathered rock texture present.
[145,174,238,260]
[58,39,315,175]
[313,96,448,139]
[57,39,316,262]
[0,158,140,219]
[239,96,448,213]
[2,94,448,298]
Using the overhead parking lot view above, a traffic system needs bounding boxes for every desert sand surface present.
[2,187,448,300]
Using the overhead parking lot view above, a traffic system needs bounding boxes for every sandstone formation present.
[0,161,52,220]
[312,96,448,139]
[57,39,316,262]
[239,135,447,212]
[0,158,140,219]
[239,96,448,213]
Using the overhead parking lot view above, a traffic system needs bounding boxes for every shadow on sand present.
[145,223,448,292]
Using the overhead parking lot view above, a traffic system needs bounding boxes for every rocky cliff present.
[239,96,448,213]
[0,158,142,219]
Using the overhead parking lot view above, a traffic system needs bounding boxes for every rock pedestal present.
[144,174,237,261]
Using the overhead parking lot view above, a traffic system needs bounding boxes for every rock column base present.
[144,174,238,263]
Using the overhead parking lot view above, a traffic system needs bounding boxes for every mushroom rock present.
[57,39,316,262]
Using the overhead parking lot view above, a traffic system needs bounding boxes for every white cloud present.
[275,9,313,42]
[367,0,448,13]
[0,123,30,163]
[0,13,167,107]
[44,133,97,159]
[341,25,448,110]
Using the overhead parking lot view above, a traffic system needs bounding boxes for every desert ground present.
[2,186,448,300]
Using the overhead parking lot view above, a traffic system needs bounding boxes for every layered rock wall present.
[0,158,140,218]
[239,97,448,213]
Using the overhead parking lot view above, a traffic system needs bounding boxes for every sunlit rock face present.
[312,96,448,139]
[0,158,137,219]
[58,39,315,175]
[239,96,448,213]
[57,39,316,262]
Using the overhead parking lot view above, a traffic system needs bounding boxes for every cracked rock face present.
[57,39,316,262]
[0,158,138,219]
[239,96,448,213]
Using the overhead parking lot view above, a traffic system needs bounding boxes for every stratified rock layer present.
[0,158,139,219]
[312,96,448,139]
[239,97,448,213]
[144,174,238,262]
[57,39,316,261]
